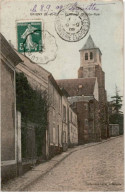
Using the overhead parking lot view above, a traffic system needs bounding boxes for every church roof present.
[80,35,97,50]
[56,78,96,97]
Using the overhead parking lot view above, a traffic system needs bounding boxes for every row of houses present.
[1,33,121,182]
[1,33,78,181]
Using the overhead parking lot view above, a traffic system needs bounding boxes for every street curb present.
[20,152,73,191]
[2,135,123,191]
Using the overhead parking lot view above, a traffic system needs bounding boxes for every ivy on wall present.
[16,72,48,157]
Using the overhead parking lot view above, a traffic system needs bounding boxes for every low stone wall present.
[68,143,78,148]
[109,124,119,137]
[49,145,63,159]
[78,133,101,145]
[62,143,68,152]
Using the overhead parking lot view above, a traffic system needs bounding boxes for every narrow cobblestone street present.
[23,136,124,192]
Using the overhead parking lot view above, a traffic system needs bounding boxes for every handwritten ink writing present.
[30,2,100,16]
[30,1,115,16]
[30,4,37,12]
[85,3,99,11]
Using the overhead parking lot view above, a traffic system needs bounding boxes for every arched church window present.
[90,52,93,60]
[85,53,88,60]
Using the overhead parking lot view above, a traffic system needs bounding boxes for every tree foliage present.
[111,86,123,114]
[109,86,123,134]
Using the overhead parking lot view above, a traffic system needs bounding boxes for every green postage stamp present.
[17,21,42,52]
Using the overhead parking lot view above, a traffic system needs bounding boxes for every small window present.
[53,109,55,117]
[85,53,88,60]
[90,52,93,60]
[85,119,88,126]
[63,105,66,122]
[71,111,72,122]
[63,131,66,143]
[53,127,56,143]
[84,103,88,110]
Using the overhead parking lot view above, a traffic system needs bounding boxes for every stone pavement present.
[1,136,123,192]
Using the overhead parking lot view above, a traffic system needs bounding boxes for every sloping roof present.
[15,51,64,96]
[56,78,96,97]
[80,35,97,51]
[49,74,63,96]
[79,35,102,54]
[0,33,23,66]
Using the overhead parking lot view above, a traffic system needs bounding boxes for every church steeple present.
[80,35,97,51]
[78,35,102,78]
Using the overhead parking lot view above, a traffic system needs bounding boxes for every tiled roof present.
[0,33,22,66]
[56,78,96,97]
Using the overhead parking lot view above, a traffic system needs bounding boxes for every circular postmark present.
[55,4,90,42]
[22,30,58,64]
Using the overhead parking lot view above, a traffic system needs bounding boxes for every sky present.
[1,0,124,101]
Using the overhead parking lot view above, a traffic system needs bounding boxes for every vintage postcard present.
[0,0,124,192]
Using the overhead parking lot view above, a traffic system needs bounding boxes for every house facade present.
[68,106,78,147]
[62,95,69,151]
[14,46,79,159]
[1,34,22,181]
[48,75,78,156]
[15,51,50,166]
[48,75,63,158]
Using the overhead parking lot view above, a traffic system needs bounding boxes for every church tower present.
[78,35,102,78]
[78,35,109,139]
